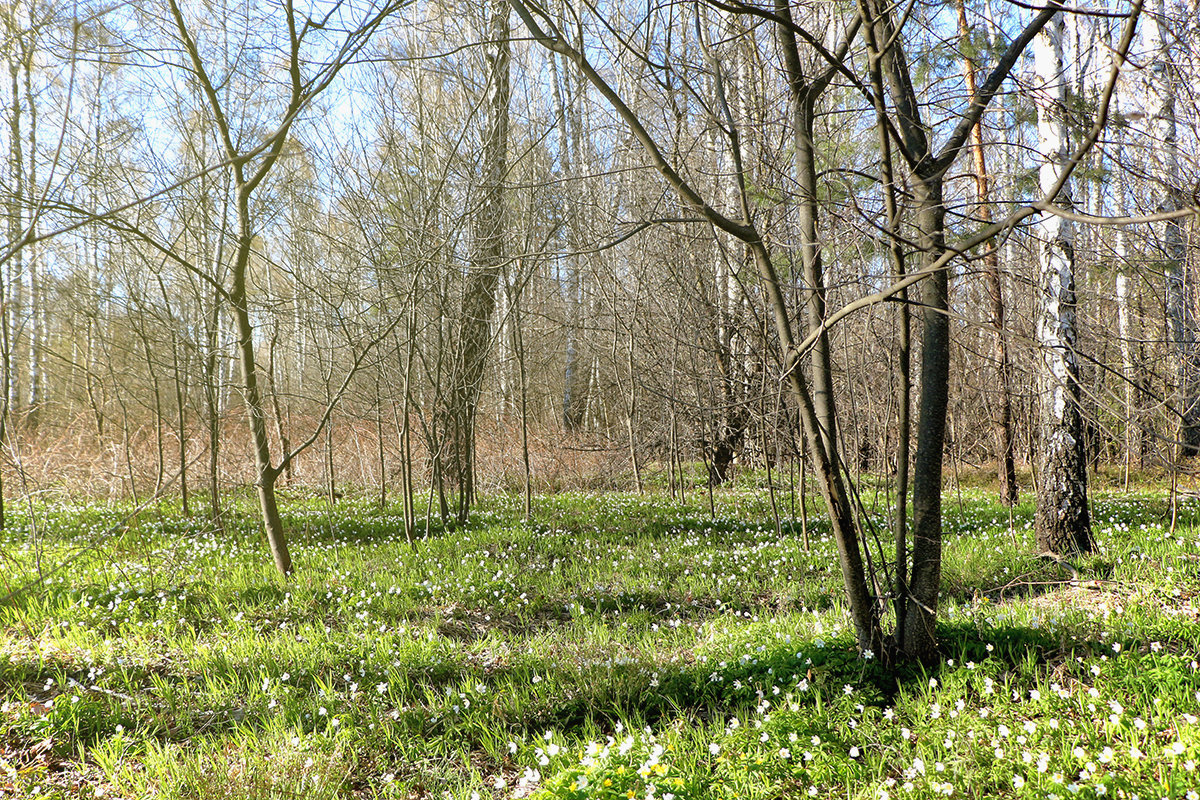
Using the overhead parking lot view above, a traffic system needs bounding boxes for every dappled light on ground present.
[2,488,1199,798]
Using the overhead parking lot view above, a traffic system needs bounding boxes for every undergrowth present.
[1,485,1198,799]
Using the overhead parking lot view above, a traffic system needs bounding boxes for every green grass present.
[2,485,1200,799]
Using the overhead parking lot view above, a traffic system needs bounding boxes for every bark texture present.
[442,0,510,520]
[1033,12,1092,556]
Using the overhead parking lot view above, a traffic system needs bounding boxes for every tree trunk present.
[22,41,39,427]
[443,0,510,520]
[1116,270,1142,468]
[862,0,954,662]
[231,199,293,575]
[552,30,588,432]
[858,0,911,647]
[1033,11,1092,556]
[749,243,881,655]
[863,0,1059,658]
[626,309,643,494]
[774,2,882,654]
[903,178,950,662]
[957,0,1017,505]
[204,294,222,526]
[781,53,837,461]
[173,335,190,515]
[1146,0,1200,455]
[1111,70,1144,471]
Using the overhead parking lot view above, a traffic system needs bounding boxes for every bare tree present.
[164,0,400,573]
[437,0,511,522]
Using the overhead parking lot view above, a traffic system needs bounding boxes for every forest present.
[2,0,1200,797]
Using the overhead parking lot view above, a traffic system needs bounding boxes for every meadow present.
[1,478,1199,799]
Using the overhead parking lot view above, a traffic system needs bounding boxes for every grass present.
[1,482,1199,799]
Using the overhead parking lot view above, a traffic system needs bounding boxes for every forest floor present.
[1,479,1199,799]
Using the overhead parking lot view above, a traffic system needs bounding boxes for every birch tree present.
[1033,10,1093,555]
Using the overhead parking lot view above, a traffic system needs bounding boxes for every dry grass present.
[0,413,645,503]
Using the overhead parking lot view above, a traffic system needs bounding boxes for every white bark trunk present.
[1033,11,1093,554]
[1112,38,1140,465]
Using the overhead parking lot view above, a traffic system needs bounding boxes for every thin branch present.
[791,0,1143,359]
[509,0,755,243]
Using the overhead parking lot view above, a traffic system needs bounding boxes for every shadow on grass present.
[5,605,1199,767]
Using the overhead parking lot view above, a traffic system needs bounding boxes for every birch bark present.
[1033,12,1093,555]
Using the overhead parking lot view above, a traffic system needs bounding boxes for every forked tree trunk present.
[864,0,1063,660]
[511,0,1058,659]
[443,0,510,520]
[775,1,882,654]
[865,0,953,663]
[168,0,386,574]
